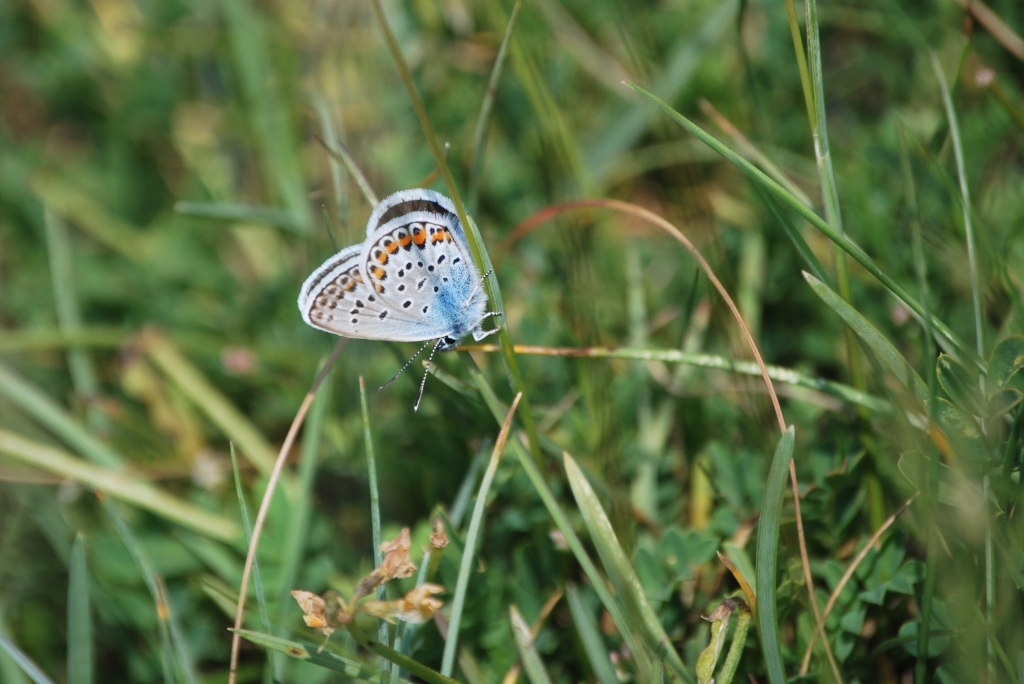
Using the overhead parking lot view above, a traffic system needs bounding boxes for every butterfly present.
[298,188,501,409]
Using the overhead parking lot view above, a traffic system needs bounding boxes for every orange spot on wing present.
[398,233,412,247]
[376,252,389,264]
[412,227,426,245]
[372,266,385,279]
[386,241,399,254]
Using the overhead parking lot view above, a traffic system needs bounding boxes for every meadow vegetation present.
[1,0,1023,682]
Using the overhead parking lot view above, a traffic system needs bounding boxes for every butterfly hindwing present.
[299,245,433,341]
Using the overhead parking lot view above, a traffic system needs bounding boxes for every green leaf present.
[932,398,991,465]
[987,388,1023,419]
[936,354,985,416]
[859,541,923,605]
[659,528,720,585]
[986,335,1024,390]
[755,426,795,684]
[633,546,669,601]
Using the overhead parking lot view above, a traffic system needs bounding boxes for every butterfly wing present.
[361,204,487,340]
[298,245,439,342]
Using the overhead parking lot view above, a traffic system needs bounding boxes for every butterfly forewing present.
[361,214,482,337]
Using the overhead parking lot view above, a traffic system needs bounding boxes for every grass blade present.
[565,585,619,684]
[43,208,105,433]
[804,272,929,406]
[230,444,274,677]
[0,429,238,541]
[755,426,795,684]
[441,393,522,677]
[0,362,123,468]
[0,634,55,684]
[359,377,389,659]
[368,0,542,464]
[173,202,307,233]
[219,0,310,232]
[467,2,520,210]
[67,534,92,684]
[564,451,690,681]
[625,81,982,369]
[509,605,553,684]
[102,500,198,684]
[142,332,276,475]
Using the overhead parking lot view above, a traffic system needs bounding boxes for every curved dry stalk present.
[228,340,347,684]
[499,197,843,676]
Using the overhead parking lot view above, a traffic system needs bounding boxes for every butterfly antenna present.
[380,340,433,391]
[414,338,445,412]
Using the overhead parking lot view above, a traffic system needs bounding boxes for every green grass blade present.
[509,605,554,684]
[230,630,381,681]
[144,334,276,476]
[565,585,619,684]
[471,345,888,413]
[358,377,389,657]
[441,394,521,677]
[29,172,152,263]
[173,202,307,233]
[43,208,105,433]
[805,0,866,400]
[230,446,273,644]
[238,627,459,683]
[626,81,982,370]
[276,376,329,621]
[467,2,520,210]
[0,328,127,353]
[0,634,55,684]
[756,186,829,284]
[0,429,238,541]
[67,534,92,684]
[368,0,542,464]
[102,500,197,684]
[0,605,28,684]
[465,363,653,677]
[309,92,346,222]
[0,362,123,468]
[564,451,690,682]
[804,272,929,406]
[586,0,739,180]
[931,50,994,676]
[755,426,795,684]
[219,0,310,233]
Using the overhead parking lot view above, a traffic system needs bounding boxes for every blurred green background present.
[1,0,1023,681]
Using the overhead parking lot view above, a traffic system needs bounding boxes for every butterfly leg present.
[471,311,504,342]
